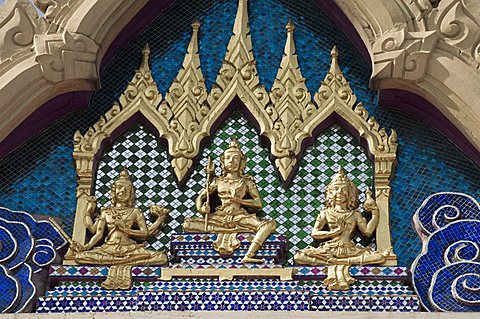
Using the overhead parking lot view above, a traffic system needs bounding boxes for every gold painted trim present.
[159,268,296,281]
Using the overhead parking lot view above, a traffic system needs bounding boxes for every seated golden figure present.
[294,167,391,290]
[183,138,276,263]
[71,168,169,289]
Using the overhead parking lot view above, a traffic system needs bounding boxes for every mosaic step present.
[137,290,310,311]
[37,279,419,312]
[303,280,414,295]
[310,294,420,312]
[36,295,138,313]
[293,266,408,280]
[171,233,288,264]
[49,265,408,283]
[174,247,280,264]
[45,280,303,298]
[49,265,161,281]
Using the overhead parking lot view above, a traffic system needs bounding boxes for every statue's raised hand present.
[85,196,97,216]
[199,202,211,215]
[150,205,170,221]
[70,240,89,252]
[363,188,378,213]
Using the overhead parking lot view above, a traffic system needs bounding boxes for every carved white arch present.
[1,0,479,160]
[333,0,480,157]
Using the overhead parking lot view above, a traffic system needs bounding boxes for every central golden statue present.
[71,168,169,289]
[183,138,276,263]
[294,167,391,290]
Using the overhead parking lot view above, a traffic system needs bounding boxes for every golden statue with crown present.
[183,138,276,263]
[294,167,391,290]
[69,168,169,289]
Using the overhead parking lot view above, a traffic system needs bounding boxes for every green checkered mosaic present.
[94,113,373,263]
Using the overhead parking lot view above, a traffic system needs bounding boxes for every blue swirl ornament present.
[430,262,480,312]
[0,226,17,263]
[414,193,480,236]
[0,265,20,313]
[0,217,34,271]
[412,220,480,312]
[0,207,67,313]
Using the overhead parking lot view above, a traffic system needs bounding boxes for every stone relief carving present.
[0,0,48,64]
[372,29,438,82]
[427,0,480,64]
[0,0,98,82]
[34,30,98,83]
[371,0,479,85]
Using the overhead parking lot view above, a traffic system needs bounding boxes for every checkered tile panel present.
[94,113,373,263]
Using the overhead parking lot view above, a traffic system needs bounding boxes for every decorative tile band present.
[310,294,420,312]
[46,279,304,297]
[138,290,310,311]
[294,266,408,280]
[49,265,161,280]
[36,296,138,313]
[49,265,408,281]
[171,233,288,244]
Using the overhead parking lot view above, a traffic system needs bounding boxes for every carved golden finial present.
[192,19,201,31]
[286,20,295,33]
[140,44,151,72]
[315,45,356,108]
[329,45,341,75]
[233,0,249,36]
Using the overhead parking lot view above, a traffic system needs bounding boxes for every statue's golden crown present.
[329,166,353,186]
[116,168,133,184]
[225,138,245,156]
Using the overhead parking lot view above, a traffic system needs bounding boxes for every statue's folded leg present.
[101,265,118,290]
[241,218,276,263]
[294,250,325,266]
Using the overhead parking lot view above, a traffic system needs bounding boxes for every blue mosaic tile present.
[0,0,479,269]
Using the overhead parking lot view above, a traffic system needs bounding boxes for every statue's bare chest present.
[217,178,247,198]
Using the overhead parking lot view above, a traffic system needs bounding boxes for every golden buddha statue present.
[183,138,276,263]
[70,168,169,289]
[294,167,391,290]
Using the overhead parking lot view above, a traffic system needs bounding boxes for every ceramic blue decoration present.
[0,207,67,313]
[412,193,480,312]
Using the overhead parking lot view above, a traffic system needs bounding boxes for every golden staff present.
[204,157,214,232]
[48,217,74,245]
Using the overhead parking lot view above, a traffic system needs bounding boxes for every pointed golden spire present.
[268,19,315,183]
[162,18,208,183]
[233,0,250,36]
[208,0,268,108]
[329,45,341,76]
[188,20,201,60]
[284,20,295,56]
[314,45,356,108]
[139,43,151,72]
